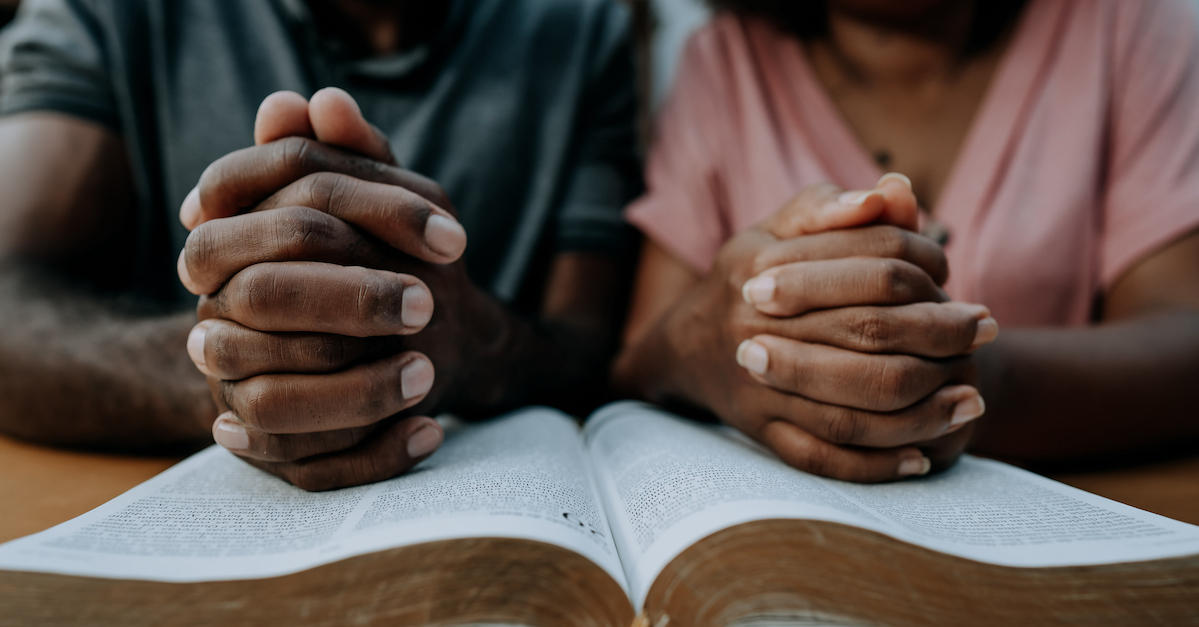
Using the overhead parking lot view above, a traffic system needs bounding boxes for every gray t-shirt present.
[0,0,642,309]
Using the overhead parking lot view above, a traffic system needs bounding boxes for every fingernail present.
[407,422,442,459]
[735,339,769,375]
[899,455,931,477]
[401,284,433,328]
[187,321,212,375]
[837,190,881,207]
[180,186,201,230]
[213,414,249,451]
[943,301,991,320]
[951,391,986,427]
[741,275,776,305]
[971,317,999,349]
[424,214,467,258]
[877,172,913,191]
[400,358,435,399]
[177,248,198,294]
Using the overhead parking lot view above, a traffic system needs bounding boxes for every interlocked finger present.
[749,225,950,286]
[217,351,434,434]
[180,206,397,295]
[756,419,929,483]
[229,416,444,492]
[759,302,996,357]
[736,335,974,412]
[187,136,451,227]
[188,318,401,380]
[213,415,377,463]
[198,261,433,336]
[742,257,946,317]
[758,383,985,448]
[252,171,464,263]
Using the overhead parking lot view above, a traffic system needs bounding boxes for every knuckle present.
[316,335,351,371]
[236,267,281,320]
[236,379,275,431]
[868,360,908,409]
[300,172,342,211]
[206,327,241,378]
[849,309,894,351]
[878,227,911,260]
[184,224,219,276]
[352,274,400,335]
[352,365,399,418]
[275,136,316,172]
[825,406,867,444]
[274,208,335,258]
[877,258,914,301]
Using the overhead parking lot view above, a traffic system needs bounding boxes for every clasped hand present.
[178,89,481,490]
[666,178,998,482]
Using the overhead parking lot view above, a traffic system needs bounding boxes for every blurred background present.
[1,0,1198,117]
[0,0,17,28]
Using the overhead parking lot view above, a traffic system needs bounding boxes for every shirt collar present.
[276,0,467,81]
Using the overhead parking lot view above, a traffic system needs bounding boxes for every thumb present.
[308,87,398,165]
[761,183,888,239]
[181,91,317,230]
[254,91,315,145]
[875,172,920,231]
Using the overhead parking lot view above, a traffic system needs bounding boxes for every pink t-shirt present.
[626,0,1199,326]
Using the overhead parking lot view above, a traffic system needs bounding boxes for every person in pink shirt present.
[614,0,1199,481]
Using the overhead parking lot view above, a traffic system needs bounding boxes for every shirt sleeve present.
[0,0,119,129]
[1100,0,1199,286]
[623,24,731,274]
[552,0,643,256]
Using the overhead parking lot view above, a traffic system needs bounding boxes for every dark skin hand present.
[813,0,1199,465]
[619,0,1199,474]
[0,113,214,451]
[180,89,625,490]
[614,178,998,482]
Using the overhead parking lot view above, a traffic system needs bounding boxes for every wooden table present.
[2,434,1198,545]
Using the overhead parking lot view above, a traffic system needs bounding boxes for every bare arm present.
[0,114,213,451]
[453,252,627,416]
[971,229,1199,466]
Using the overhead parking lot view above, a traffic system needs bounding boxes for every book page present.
[0,408,627,593]
[585,402,1199,607]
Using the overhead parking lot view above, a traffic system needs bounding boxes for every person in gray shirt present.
[0,0,642,489]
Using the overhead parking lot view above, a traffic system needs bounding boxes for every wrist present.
[651,283,727,410]
[965,336,1013,454]
[443,283,513,411]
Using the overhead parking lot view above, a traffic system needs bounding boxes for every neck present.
[309,0,446,56]
[334,0,405,54]
[823,1,975,87]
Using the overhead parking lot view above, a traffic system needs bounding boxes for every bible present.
[1,402,1197,626]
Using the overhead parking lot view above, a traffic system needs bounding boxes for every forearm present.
[450,288,620,416]
[612,286,718,413]
[0,263,215,451]
[970,309,1199,465]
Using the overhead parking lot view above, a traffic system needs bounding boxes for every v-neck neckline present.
[775,0,1069,231]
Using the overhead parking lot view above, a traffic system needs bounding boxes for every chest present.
[805,45,1004,211]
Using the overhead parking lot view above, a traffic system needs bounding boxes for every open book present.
[1,402,1197,626]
